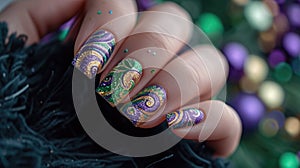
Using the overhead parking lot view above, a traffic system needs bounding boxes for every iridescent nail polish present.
[96,58,142,106]
[72,30,115,79]
[120,85,167,126]
[166,108,205,129]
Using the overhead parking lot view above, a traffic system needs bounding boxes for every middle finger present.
[96,2,193,106]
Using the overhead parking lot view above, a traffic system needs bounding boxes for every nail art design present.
[96,58,142,105]
[72,30,115,79]
[166,108,205,129]
[120,85,166,126]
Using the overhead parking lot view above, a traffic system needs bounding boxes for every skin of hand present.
[0,0,241,157]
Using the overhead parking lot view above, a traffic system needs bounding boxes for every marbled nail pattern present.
[166,108,205,129]
[72,30,115,79]
[96,58,142,106]
[120,85,166,126]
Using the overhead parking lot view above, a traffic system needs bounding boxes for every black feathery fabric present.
[0,22,230,168]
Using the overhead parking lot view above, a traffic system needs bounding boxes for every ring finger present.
[119,45,228,128]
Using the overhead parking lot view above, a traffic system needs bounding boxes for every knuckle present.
[140,31,175,50]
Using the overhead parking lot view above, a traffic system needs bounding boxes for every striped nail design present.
[166,108,205,129]
[72,30,115,79]
[96,58,142,106]
[120,85,166,126]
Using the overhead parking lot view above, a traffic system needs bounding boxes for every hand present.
[0,0,241,157]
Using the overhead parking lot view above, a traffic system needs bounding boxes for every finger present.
[96,2,193,106]
[0,0,84,44]
[166,101,242,157]
[121,45,227,128]
[72,0,137,79]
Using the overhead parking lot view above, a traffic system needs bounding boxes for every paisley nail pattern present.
[120,85,167,126]
[166,108,205,129]
[96,58,142,106]
[72,30,115,79]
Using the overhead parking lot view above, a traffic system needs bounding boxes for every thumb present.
[0,0,84,44]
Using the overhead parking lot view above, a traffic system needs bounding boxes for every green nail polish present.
[96,58,142,105]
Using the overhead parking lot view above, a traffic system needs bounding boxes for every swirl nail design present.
[72,30,115,79]
[166,108,205,129]
[96,58,142,105]
[120,85,167,126]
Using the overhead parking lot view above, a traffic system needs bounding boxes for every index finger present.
[73,0,137,78]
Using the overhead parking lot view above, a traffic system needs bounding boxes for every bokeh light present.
[196,13,224,39]
[258,81,285,109]
[245,1,273,31]
[274,63,293,83]
[259,28,277,52]
[223,42,248,70]
[259,118,279,137]
[268,49,287,68]
[231,93,265,131]
[283,32,300,57]
[273,13,289,36]
[164,0,300,167]
[287,4,300,27]
[267,111,286,128]
[245,55,268,83]
[259,110,286,137]
[285,117,300,137]
[264,0,279,16]
[279,152,300,168]
[239,76,260,93]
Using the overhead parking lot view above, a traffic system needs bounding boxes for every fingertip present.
[166,101,242,157]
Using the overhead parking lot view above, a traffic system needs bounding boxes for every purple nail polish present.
[166,108,205,129]
[120,85,167,126]
[72,30,115,79]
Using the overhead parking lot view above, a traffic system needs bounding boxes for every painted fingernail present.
[96,58,142,106]
[166,108,205,129]
[72,30,116,79]
[120,85,167,126]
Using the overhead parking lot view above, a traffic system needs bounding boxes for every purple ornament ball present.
[230,93,265,132]
[268,49,286,68]
[283,32,300,57]
[287,4,300,27]
[223,42,249,70]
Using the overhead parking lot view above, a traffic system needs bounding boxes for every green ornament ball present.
[196,13,224,39]
[279,152,299,168]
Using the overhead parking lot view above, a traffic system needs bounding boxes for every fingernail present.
[96,58,142,106]
[72,30,116,79]
[166,108,205,129]
[120,85,167,127]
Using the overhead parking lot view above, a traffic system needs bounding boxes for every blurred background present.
[1,0,300,167]
[141,0,300,167]
[156,0,300,167]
